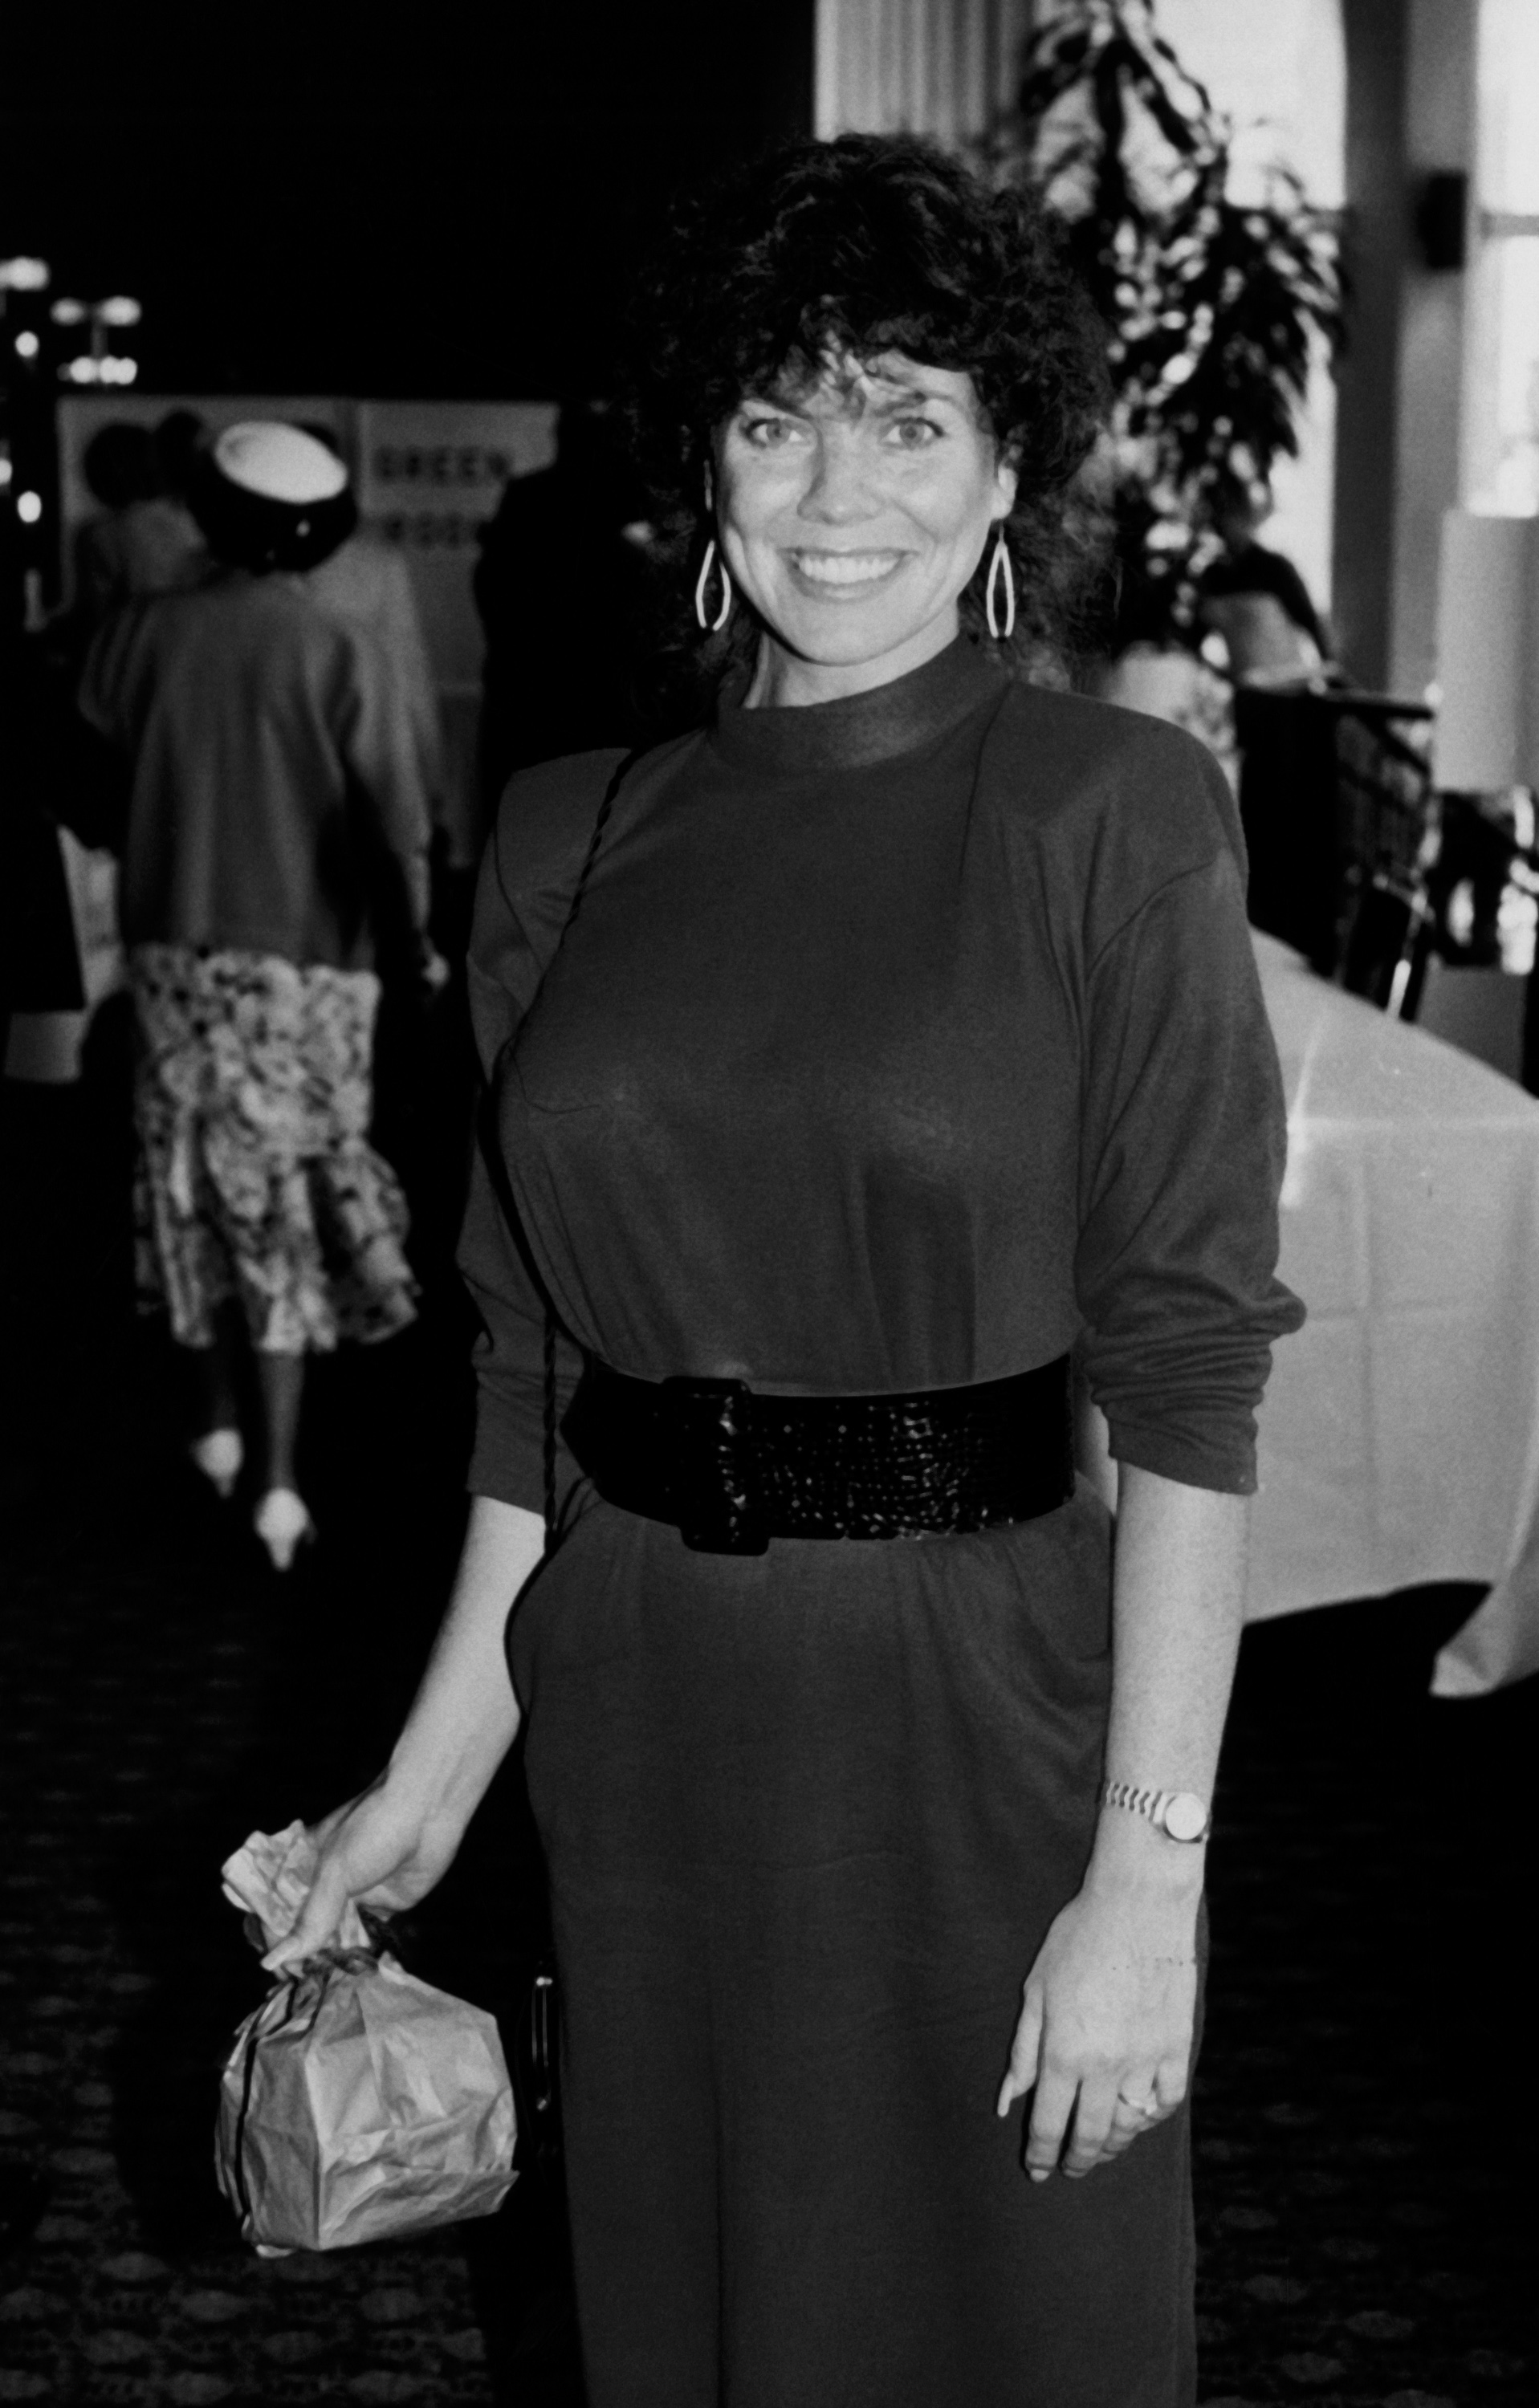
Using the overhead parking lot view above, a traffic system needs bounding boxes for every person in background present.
[298,424,446,837]
[78,423,442,1570]
[151,408,207,510]
[73,417,207,628]
[1197,474,1330,684]
[473,397,657,803]
[295,425,463,1202]
[1,622,90,1074]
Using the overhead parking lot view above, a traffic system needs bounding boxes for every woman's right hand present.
[262,1778,468,1973]
[262,1496,541,1973]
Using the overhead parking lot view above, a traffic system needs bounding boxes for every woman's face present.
[713,352,1018,705]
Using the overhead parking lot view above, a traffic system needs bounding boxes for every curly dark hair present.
[625,132,1111,687]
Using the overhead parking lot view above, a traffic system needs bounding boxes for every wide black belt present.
[563,1355,1075,1555]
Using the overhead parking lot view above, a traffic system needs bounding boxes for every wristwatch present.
[1101,1780,1211,1845]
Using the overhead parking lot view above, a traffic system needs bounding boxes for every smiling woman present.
[276,132,1303,2408]
[628,133,1109,698]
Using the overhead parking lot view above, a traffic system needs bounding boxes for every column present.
[1333,0,1480,694]
[813,0,1032,146]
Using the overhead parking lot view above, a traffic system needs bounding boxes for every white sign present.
[354,401,558,691]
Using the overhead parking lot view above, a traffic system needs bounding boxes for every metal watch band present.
[1101,1779,1211,1843]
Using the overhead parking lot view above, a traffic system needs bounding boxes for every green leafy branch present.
[991,0,1344,643]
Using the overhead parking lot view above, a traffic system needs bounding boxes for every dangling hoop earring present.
[985,528,1016,642]
[694,537,733,633]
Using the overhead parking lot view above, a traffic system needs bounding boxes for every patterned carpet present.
[1,1025,1533,2406]
[1189,1603,1533,2408]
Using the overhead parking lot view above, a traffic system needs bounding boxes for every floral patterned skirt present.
[128,945,418,1353]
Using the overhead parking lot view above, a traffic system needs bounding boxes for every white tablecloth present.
[1251,932,1539,1694]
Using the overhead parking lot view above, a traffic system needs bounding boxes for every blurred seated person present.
[1095,542,1237,779]
[473,397,656,803]
[1198,475,1329,685]
[73,417,207,628]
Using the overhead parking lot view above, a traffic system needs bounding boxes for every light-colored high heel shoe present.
[253,1488,315,1572]
[190,1427,244,1500]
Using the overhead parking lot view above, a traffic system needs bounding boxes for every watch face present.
[1163,1792,1209,1843]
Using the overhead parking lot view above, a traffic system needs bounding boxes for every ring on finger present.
[1116,2092,1156,2117]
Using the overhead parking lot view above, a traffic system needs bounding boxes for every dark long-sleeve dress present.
[459,635,1303,2408]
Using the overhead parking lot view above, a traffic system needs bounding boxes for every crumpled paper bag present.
[221,1820,371,1955]
[215,1822,517,2252]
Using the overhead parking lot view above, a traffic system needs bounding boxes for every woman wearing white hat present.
[80,421,442,1568]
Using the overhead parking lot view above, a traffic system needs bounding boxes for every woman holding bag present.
[271,137,1302,2406]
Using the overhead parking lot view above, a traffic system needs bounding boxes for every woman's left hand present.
[995,1880,1199,2180]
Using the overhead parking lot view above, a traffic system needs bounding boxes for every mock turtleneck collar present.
[709,635,1009,778]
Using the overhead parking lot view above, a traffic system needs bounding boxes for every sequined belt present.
[563,1355,1074,1555]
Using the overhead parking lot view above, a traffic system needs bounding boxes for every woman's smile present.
[784,547,910,595]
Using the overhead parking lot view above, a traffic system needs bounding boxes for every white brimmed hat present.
[213,422,350,506]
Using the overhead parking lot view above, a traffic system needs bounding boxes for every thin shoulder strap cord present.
[540,749,641,1542]
[560,750,636,946]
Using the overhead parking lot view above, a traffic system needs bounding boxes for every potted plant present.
[990,0,1343,656]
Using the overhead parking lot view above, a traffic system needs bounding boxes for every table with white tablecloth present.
[1250,932,1539,1694]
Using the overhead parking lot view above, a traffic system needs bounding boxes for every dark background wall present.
[1,2,815,397]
